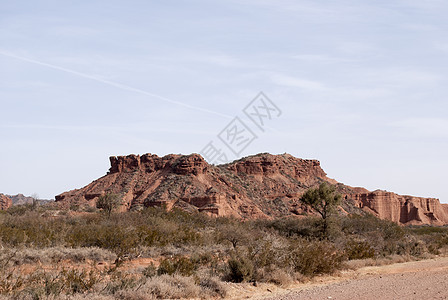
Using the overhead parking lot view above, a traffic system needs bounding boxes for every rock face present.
[55,152,448,225]
[56,153,333,219]
[350,190,448,226]
[0,194,12,211]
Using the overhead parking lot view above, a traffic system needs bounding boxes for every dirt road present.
[249,257,448,300]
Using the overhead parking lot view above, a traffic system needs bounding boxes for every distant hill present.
[6,194,52,206]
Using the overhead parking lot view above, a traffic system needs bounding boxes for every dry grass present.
[0,247,116,266]
[2,208,448,299]
[136,274,199,299]
[263,269,293,287]
[344,255,416,270]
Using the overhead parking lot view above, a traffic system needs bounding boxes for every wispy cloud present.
[0,50,232,119]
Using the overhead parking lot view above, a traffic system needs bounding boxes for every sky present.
[1,0,448,202]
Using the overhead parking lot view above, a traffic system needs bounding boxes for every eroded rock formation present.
[350,190,448,225]
[55,152,447,225]
[0,194,12,211]
[56,153,332,218]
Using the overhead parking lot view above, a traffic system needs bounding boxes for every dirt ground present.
[226,257,448,300]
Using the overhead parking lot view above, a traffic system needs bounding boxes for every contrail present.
[0,51,233,119]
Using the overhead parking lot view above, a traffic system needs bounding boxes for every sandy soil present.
[226,257,448,300]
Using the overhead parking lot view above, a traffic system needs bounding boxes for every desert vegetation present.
[1,201,448,299]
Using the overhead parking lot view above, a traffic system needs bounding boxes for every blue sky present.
[1,0,447,202]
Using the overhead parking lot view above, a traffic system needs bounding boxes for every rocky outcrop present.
[108,154,207,175]
[349,190,448,225]
[0,194,12,210]
[55,152,447,225]
[56,153,332,219]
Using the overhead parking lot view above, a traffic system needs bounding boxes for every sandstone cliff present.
[55,153,447,225]
[0,194,12,211]
[350,190,448,226]
[56,153,334,219]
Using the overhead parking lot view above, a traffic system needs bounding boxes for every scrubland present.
[1,205,447,299]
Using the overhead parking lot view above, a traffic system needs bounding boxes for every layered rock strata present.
[55,153,447,225]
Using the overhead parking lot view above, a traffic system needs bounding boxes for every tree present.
[96,193,122,217]
[300,182,342,237]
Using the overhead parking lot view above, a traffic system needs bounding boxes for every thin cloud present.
[0,51,233,119]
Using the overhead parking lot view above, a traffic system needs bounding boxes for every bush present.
[157,256,197,276]
[264,268,293,286]
[198,276,227,298]
[227,253,254,283]
[342,214,405,241]
[344,240,375,260]
[143,263,157,278]
[138,274,201,299]
[258,217,323,239]
[288,240,345,276]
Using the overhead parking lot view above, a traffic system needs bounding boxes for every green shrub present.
[342,214,405,241]
[157,256,197,276]
[257,217,323,239]
[227,253,254,283]
[344,240,375,260]
[288,240,345,276]
[143,263,157,278]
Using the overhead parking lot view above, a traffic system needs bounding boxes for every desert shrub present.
[407,226,448,235]
[157,256,197,276]
[67,225,139,257]
[288,239,345,276]
[341,214,409,257]
[406,226,448,255]
[142,263,157,278]
[0,268,101,297]
[263,268,293,286]
[6,204,36,216]
[227,253,254,283]
[0,247,115,266]
[59,269,101,294]
[6,201,448,299]
[342,214,405,241]
[138,274,201,299]
[134,225,160,247]
[344,240,375,260]
[0,270,25,295]
[190,252,215,266]
[217,221,257,248]
[101,271,142,295]
[0,219,65,248]
[198,276,227,298]
[0,226,27,247]
[257,217,323,239]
